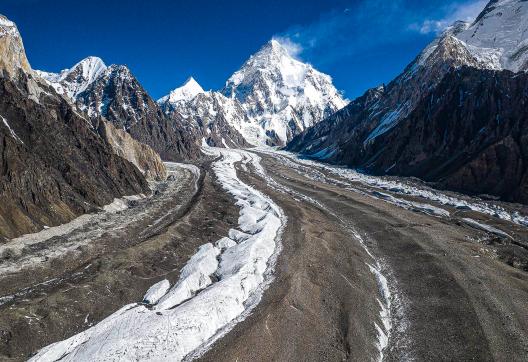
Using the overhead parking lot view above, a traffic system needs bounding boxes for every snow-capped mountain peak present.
[36,56,107,99]
[221,39,347,145]
[158,76,204,104]
[224,39,311,95]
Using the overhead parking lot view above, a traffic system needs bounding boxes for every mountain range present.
[158,39,346,147]
[0,15,150,239]
[1,0,528,241]
[287,0,528,203]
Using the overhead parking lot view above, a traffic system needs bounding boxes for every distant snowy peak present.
[224,39,344,105]
[158,77,204,104]
[222,39,347,145]
[36,56,107,99]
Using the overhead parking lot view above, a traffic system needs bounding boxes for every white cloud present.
[272,36,303,58]
[412,0,488,34]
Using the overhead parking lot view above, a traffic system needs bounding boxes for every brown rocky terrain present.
[99,121,167,181]
[0,72,150,240]
[0,14,150,240]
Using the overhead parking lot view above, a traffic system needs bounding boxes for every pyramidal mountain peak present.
[220,38,347,145]
[158,76,205,104]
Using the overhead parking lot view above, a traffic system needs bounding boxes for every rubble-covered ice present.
[29,146,285,362]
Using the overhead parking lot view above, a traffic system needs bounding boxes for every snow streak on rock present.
[29,149,285,362]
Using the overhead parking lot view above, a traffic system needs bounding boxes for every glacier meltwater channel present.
[29,146,286,361]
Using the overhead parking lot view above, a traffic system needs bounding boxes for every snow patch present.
[142,279,170,305]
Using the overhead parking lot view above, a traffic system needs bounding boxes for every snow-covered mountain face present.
[287,0,528,203]
[455,0,528,72]
[159,39,346,147]
[222,39,347,145]
[158,77,204,104]
[36,57,107,99]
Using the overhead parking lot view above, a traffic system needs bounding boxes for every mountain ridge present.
[287,0,528,203]
[0,14,151,239]
[158,39,347,147]
[38,59,201,161]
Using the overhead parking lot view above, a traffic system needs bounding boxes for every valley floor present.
[0,149,527,361]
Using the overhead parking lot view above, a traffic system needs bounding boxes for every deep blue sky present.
[2,0,487,100]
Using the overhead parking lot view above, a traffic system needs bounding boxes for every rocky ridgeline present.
[287,0,528,203]
[0,14,151,240]
[38,58,201,161]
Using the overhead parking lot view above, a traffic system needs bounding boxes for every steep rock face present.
[222,40,347,145]
[0,74,149,240]
[287,0,528,203]
[0,15,30,78]
[0,14,149,240]
[38,61,200,161]
[337,68,528,202]
[100,122,167,181]
[288,25,481,156]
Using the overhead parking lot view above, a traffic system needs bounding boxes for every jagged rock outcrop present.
[287,0,528,203]
[0,15,150,240]
[0,15,30,78]
[100,121,167,181]
[38,60,200,161]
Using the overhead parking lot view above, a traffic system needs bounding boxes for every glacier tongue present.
[29,149,286,362]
